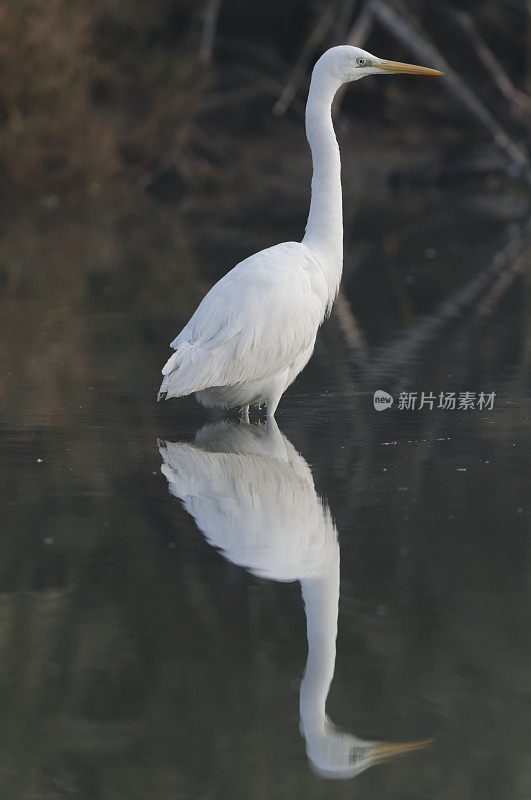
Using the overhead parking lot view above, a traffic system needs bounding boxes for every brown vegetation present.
[1,1,531,202]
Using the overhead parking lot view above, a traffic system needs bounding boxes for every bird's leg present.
[266,397,280,420]
[241,405,250,423]
[266,376,286,420]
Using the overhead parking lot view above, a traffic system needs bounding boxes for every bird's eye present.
[356,57,366,66]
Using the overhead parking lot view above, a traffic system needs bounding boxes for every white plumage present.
[159,419,337,582]
[160,243,327,413]
[158,46,442,416]
[159,420,432,778]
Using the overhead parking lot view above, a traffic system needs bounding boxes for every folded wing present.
[159,243,324,400]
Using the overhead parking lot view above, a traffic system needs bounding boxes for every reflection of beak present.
[371,737,434,760]
[378,59,444,76]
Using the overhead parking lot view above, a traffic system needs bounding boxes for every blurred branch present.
[335,289,369,362]
[345,2,375,48]
[199,85,271,111]
[361,219,531,385]
[216,36,291,74]
[199,65,306,116]
[437,1,531,118]
[334,2,375,112]
[199,0,221,66]
[273,0,376,118]
[370,0,531,184]
[475,250,525,319]
[335,0,358,41]
[272,3,336,117]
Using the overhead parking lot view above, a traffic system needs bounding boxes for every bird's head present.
[316,45,443,83]
[303,718,433,780]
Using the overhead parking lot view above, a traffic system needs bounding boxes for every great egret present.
[159,420,432,778]
[158,46,442,417]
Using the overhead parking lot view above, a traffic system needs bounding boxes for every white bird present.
[159,420,432,778]
[158,46,442,417]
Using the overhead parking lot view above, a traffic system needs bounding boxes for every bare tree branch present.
[360,219,531,384]
[335,0,358,41]
[272,3,336,117]
[345,2,374,47]
[335,288,369,360]
[334,2,375,113]
[370,0,531,183]
[437,1,531,117]
[199,0,221,66]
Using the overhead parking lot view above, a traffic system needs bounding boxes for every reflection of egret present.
[158,47,442,418]
[159,420,431,779]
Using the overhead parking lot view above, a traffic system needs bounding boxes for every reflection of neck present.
[299,551,340,735]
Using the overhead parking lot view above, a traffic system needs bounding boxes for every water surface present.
[1,181,530,798]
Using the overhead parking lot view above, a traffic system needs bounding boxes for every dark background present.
[1,2,531,799]
[1,0,531,200]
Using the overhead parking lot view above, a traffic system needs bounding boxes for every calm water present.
[1,180,531,799]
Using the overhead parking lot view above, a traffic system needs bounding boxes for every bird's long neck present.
[299,550,340,735]
[302,66,344,300]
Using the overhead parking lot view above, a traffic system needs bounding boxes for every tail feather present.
[162,349,183,375]
[158,342,214,401]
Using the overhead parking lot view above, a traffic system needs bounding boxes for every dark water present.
[1,180,531,799]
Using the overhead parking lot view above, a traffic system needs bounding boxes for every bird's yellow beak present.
[377,59,444,76]
[371,737,434,760]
